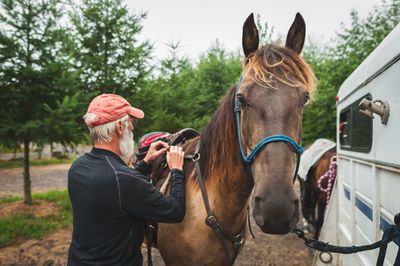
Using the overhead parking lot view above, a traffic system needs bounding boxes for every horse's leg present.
[314,193,326,239]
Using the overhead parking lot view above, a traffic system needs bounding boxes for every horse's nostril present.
[294,199,299,205]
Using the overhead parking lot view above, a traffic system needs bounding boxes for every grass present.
[0,196,23,203]
[0,157,75,168]
[0,190,72,247]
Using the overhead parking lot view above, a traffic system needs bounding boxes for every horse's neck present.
[198,88,253,227]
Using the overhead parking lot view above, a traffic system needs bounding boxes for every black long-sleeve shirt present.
[67,147,185,265]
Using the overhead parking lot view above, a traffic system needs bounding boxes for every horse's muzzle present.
[252,192,299,234]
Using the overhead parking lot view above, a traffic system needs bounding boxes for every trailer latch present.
[359,98,390,125]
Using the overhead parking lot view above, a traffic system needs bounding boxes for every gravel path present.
[0,164,71,198]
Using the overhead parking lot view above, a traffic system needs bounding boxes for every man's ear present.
[116,120,123,136]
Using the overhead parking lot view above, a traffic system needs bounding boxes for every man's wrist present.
[135,160,152,176]
[171,168,184,174]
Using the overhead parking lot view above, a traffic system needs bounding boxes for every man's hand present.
[143,141,169,164]
[166,146,184,170]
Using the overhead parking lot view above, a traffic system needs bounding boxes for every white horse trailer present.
[314,23,400,265]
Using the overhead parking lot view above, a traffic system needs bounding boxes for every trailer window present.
[339,95,372,152]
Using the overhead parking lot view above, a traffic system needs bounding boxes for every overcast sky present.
[127,0,383,60]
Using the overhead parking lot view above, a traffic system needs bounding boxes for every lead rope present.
[291,213,400,266]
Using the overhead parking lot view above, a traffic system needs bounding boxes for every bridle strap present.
[234,75,304,183]
[188,140,248,265]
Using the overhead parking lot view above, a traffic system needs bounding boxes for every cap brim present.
[128,107,144,119]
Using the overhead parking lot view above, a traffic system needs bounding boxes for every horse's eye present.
[302,92,310,107]
[237,94,246,107]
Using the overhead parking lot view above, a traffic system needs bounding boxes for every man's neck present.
[94,138,121,157]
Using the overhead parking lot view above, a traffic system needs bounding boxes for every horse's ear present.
[285,13,306,54]
[242,13,259,58]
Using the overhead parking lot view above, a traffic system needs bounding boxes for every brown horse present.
[156,13,316,265]
[299,146,336,239]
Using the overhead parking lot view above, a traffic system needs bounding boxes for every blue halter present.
[234,75,304,183]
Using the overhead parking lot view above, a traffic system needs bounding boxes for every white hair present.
[84,113,130,143]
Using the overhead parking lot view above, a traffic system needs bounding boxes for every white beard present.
[119,126,134,162]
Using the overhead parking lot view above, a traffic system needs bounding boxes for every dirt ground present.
[0,164,315,265]
[0,200,58,219]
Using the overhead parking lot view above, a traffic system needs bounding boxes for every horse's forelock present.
[244,44,316,97]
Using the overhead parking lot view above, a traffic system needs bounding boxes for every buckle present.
[161,161,168,168]
[206,215,217,226]
[234,234,244,246]
[149,224,157,232]
[192,153,200,162]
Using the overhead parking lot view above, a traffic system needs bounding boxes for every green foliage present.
[133,41,242,138]
[256,13,283,45]
[186,42,242,129]
[0,144,21,154]
[0,190,72,247]
[33,190,72,214]
[0,214,54,247]
[43,92,90,147]
[133,42,192,137]
[0,196,23,203]
[0,0,78,144]
[70,0,152,98]
[0,0,81,203]
[301,0,400,145]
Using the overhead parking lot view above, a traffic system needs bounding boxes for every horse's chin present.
[258,224,293,235]
[254,218,297,235]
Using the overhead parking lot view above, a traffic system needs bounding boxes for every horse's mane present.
[195,43,316,183]
[196,84,241,183]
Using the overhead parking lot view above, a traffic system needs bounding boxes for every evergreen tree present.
[0,0,78,204]
[70,0,152,98]
[133,42,192,138]
[186,41,242,130]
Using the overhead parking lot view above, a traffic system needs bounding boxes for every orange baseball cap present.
[86,94,144,127]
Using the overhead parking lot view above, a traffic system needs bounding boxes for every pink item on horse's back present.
[141,134,167,147]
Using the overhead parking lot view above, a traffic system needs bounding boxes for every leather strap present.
[191,140,247,265]
[147,223,154,266]
[247,205,255,239]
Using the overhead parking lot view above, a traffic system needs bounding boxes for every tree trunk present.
[23,139,32,205]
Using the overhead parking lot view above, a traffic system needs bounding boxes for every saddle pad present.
[141,133,170,147]
[298,138,336,181]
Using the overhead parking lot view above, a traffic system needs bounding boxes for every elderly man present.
[67,94,186,265]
